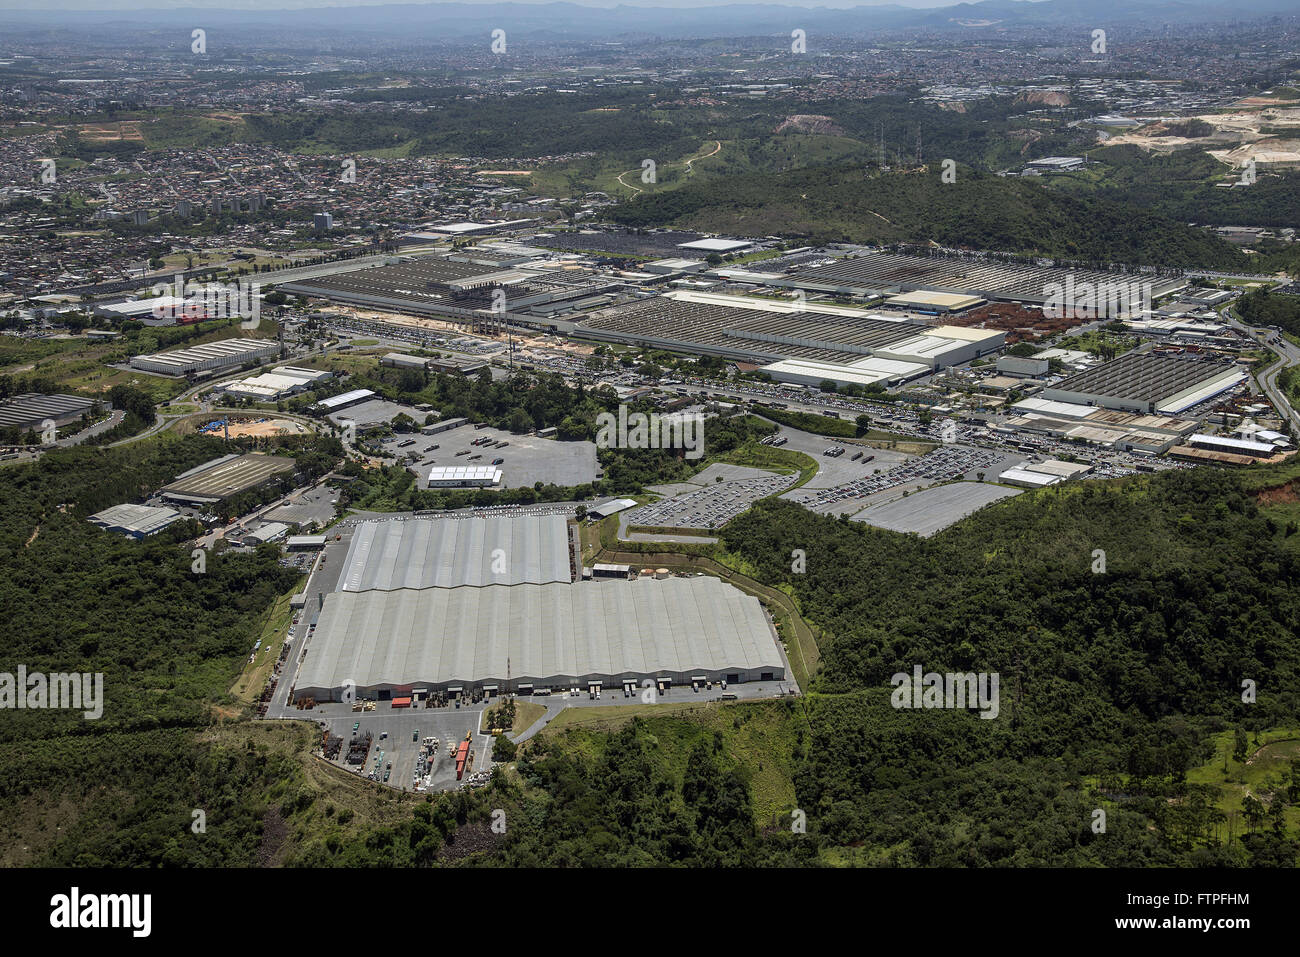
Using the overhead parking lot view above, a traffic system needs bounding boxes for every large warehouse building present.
[576,291,1003,385]
[88,502,184,538]
[777,250,1185,307]
[130,338,280,376]
[0,393,96,431]
[160,452,297,504]
[338,514,574,591]
[1041,353,1247,415]
[294,576,784,701]
[293,514,785,701]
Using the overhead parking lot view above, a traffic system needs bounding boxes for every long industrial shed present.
[293,576,785,700]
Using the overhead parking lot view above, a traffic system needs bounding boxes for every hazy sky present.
[0,0,971,10]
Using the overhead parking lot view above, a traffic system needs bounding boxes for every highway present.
[1223,310,1300,434]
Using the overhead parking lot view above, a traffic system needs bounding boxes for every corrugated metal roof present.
[339,515,572,591]
[295,577,780,693]
[316,389,376,409]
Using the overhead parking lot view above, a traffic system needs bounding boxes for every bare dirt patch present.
[224,418,310,439]
[255,806,290,866]
[1257,480,1299,506]
[78,121,143,142]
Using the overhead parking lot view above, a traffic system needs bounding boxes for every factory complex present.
[293,514,786,703]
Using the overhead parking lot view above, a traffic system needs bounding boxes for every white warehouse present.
[130,338,280,376]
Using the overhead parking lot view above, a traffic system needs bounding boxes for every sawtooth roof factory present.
[130,338,280,376]
[278,251,623,330]
[576,290,1004,388]
[160,452,297,504]
[765,249,1185,307]
[0,393,96,431]
[293,514,785,702]
[1041,353,1248,415]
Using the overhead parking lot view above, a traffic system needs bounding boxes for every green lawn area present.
[511,701,547,733]
[1054,330,1140,356]
[1184,728,1300,839]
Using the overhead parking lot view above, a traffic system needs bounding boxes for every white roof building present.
[293,576,785,700]
[338,515,572,591]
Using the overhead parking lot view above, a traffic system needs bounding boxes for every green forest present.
[605,163,1250,270]
[1236,287,1300,336]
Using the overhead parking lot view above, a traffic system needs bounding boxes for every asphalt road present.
[1225,312,1300,434]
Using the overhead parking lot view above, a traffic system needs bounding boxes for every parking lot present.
[772,423,914,492]
[853,480,1023,536]
[293,671,801,791]
[330,398,424,430]
[261,484,340,527]
[381,424,598,490]
[790,444,1008,515]
[627,466,796,530]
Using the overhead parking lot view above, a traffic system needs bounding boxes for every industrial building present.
[427,356,489,375]
[1041,353,1248,415]
[313,389,376,413]
[380,353,490,376]
[1004,397,1200,452]
[1185,433,1280,459]
[996,356,1051,377]
[421,416,468,435]
[779,250,1184,306]
[160,453,296,504]
[677,237,754,255]
[0,393,95,431]
[221,365,332,401]
[576,291,1003,376]
[337,515,574,591]
[380,353,431,371]
[243,522,290,545]
[293,575,784,701]
[882,290,985,314]
[759,356,928,389]
[1023,156,1085,173]
[279,252,622,331]
[998,458,1092,488]
[130,338,280,376]
[427,465,503,487]
[586,498,639,519]
[88,502,184,538]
